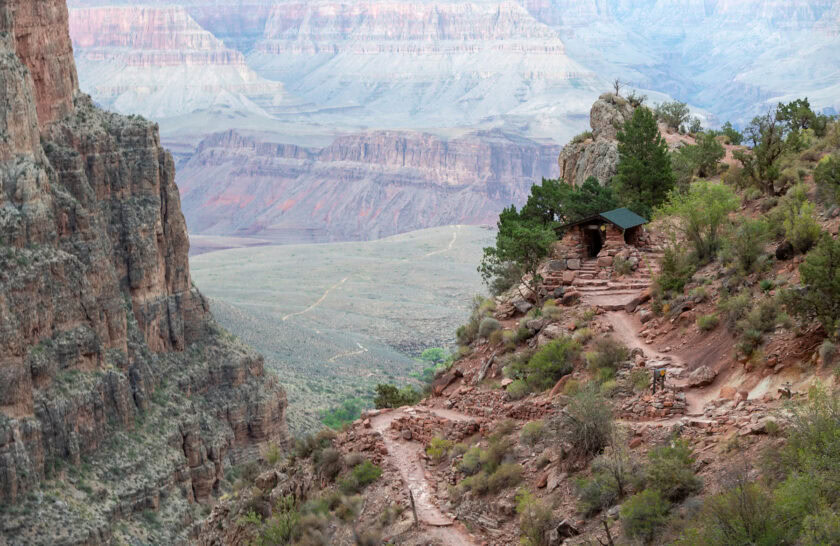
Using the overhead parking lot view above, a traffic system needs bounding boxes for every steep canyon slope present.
[0,0,288,543]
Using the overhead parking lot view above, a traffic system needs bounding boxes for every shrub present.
[655,101,691,131]
[600,379,618,397]
[725,218,769,273]
[478,317,501,338]
[344,452,365,468]
[314,448,343,482]
[481,434,515,474]
[696,314,719,332]
[516,489,553,546]
[814,154,840,204]
[784,235,840,338]
[819,340,837,365]
[655,246,696,296]
[426,437,454,464]
[563,379,581,396]
[630,369,651,391]
[339,460,382,494]
[506,379,530,400]
[621,489,670,542]
[519,337,580,391]
[541,299,563,321]
[520,420,546,447]
[655,181,739,261]
[562,385,614,458]
[264,443,282,466]
[585,336,630,373]
[718,291,751,330]
[373,384,421,409]
[459,447,483,475]
[576,471,619,516]
[760,279,774,292]
[778,185,822,254]
[613,255,634,276]
[488,329,505,346]
[571,130,594,144]
[645,440,701,502]
[487,463,523,493]
[258,495,302,545]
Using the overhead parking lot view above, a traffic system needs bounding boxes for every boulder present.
[625,288,652,313]
[255,471,278,492]
[597,256,613,267]
[553,286,566,298]
[547,260,566,271]
[562,270,577,285]
[687,365,716,388]
[401,429,413,441]
[561,291,581,306]
[526,318,546,331]
[719,386,737,399]
[514,300,534,315]
[547,469,567,492]
[567,258,581,270]
[639,309,654,324]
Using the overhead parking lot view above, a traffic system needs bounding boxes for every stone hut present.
[554,208,648,260]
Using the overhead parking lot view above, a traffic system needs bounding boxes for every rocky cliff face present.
[556,93,635,186]
[177,129,560,243]
[0,0,288,542]
[68,5,287,120]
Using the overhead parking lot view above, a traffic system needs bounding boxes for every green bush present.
[613,255,634,276]
[512,337,580,391]
[719,290,751,331]
[426,437,454,464]
[478,317,501,338]
[516,489,553,546]
[487,463,524,493]
[600,379,619,397]
[339,460,382,494]
[576,471,619,516]
[645,440,702,502]
[778,185,822,254]
[725,218,769,273]
[814,154,840,204]
[621,489,670,542]
[571,130,594,144]
[520,420,546,447]
[784,235,840,337]
[630,369,651,391]
[585,336,630,373]
[562,385,614,458]
[265,442,282,465]
[481,434,515,474]
[459,447,483,476]
[373,384,421,409]
[506,379,530,400]
[655,247,696,296]
[696,314,719,332]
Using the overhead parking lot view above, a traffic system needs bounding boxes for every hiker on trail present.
[651,368,666,394]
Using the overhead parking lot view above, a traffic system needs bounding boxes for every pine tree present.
[613,107,675,218]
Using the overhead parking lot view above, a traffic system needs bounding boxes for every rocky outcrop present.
[178,129,560,243]
[557,93,635,186]
[0,0,288,542]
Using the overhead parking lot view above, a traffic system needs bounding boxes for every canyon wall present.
[0,0,288,543]
[177,129,560,243]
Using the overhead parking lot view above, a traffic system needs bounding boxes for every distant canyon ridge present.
[66,0,840,243]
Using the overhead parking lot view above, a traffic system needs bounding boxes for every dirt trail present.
[604,311,716,416]
[370,406,479,545]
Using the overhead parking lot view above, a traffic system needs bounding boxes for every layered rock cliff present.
[68,5,287,120]
[177,129,560,243]
[0,0,288,543]
[557,92,635,186]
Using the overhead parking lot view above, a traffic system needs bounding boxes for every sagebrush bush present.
[479,317,501,338]
[459,447,483,475]
[630,369,651,391]
[562,385,613,458]
[487,463,523,493]
[314,448,343,481]
[620,489,670,542]
[645,440,702,501]
[585,336,630,372]
[425,437,454,464]
[697,314,719,332]
[613,255,634,276]
[819,340,837,365]
[339,460,382,494]
[576,471,619,516]
[516,489,553,546]
[600,379,619,397]
[506,379,530,400]
[520,420,546,447]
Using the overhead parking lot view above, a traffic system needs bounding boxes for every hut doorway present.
[583,226,604,258]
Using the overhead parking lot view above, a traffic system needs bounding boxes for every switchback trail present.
[369,406,479,545]
[281,277,349,321]
[604,310,714,416]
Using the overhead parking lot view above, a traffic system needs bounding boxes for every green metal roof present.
[599,208,648,230]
